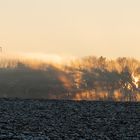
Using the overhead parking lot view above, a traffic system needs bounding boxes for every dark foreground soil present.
[0,98,140,140]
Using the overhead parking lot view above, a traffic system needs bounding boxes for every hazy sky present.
[0,0,140,58]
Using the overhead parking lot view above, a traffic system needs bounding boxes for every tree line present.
[0,56,140,101]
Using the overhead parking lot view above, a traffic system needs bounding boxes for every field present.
[0,98,140,140]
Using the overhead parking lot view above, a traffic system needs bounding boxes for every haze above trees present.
[0,56,140,101]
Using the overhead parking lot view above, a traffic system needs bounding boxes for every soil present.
[0,98,139,140]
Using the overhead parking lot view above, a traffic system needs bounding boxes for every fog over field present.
[0,53,140,101]
[1,1,140,139]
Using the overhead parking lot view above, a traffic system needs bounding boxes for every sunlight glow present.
[132,73,139,88]
[21,53,63,63]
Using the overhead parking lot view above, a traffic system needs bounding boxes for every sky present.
[0,0,140,59]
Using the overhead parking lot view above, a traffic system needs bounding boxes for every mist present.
[0,53,140,101]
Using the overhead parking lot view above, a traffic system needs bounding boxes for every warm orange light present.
[132,73,139,88]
